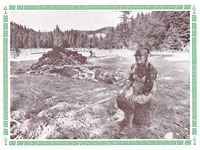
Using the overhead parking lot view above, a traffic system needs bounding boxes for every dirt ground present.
[10,49,190,139]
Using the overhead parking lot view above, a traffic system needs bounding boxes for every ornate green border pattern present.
[3,12,8,138]
[192,9,197,137]
[8,140,191,146]
[3,4,197,146]
[8,5,192,10]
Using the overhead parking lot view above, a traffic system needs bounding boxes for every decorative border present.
[7,140,192,145]
[8,5,191,10]
[191,6,197,145]
[3,5,197,146]
[3,5,9,146]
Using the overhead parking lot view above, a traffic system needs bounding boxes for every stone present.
[164,132,174,139]
[61,67,74,77]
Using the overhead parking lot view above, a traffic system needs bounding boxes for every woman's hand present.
[127,94,137,103]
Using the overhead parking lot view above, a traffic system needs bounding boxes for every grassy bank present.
[10,51,190,139]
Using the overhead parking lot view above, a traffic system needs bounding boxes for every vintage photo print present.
[9,10,191,140]
[1,3,198,148]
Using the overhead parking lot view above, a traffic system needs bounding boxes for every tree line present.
[10,11,190,51]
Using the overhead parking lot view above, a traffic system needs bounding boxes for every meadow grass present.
[10,51,190,139]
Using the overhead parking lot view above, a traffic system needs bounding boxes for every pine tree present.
[28,30,36,48]
[53,25,64,48]
[22,27,29,49]
[35,31,41,48]
[119,11,131,49]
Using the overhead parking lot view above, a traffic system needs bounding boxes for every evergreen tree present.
[35,31,41,48]
[22,26,29,49]
[119,11,131,49]
[53,25,64,48]
[28,30,36,48]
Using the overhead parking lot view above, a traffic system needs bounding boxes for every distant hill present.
[75,27,112,38]
[10,22,114,49]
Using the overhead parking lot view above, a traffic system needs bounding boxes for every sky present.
[10,11,151,32]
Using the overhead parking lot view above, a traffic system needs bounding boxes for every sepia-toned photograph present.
[10,10,190,139]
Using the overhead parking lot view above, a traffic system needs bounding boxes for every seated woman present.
[117,44,157,135]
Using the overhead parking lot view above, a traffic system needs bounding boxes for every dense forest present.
[10,11,190,51]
